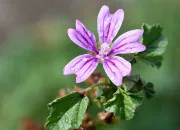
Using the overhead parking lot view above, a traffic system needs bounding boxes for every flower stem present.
[85,82,109,92]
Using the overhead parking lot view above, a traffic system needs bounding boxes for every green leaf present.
[137,55,163,68]
[142,24,163,46]
[137,24,168,68]
[129,94,144,107]
[104,88,142,120]
[96,85,117,104]
[124,75,144,92]
[126,75,155,99]
[143,82,155,99]
[45,92,89,130]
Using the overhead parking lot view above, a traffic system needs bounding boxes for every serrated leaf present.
[143,37,168,56]
[143,82,155,99]
[126,75,155,99]
[45,92,89,130]
[137,24,168,68]
[129,94,144,107]
[126,75,144,93]
[142,24,163,46]
[96,85,117,104]
[104,88,141,120]
[138,55,163,68]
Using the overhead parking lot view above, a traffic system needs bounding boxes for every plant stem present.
[85,82,109,92]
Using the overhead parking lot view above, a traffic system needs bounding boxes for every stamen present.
[100,43,110,55]
[96,43,111,62]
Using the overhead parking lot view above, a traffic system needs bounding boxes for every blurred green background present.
[0,0,179,130]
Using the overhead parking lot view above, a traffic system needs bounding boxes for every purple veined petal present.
[63,54,96,75]
[103,56,131,86]
[109,29,146,55]
[109,56,131,76]
[111,42,146,54]
[97,5,110,44]
[113,29,143,47]
[76,20,98,53]
[75,57,99,83]
[106,9,124,43]
[97,5,124,44]
[68,20,98,54]
[103,59,123,86]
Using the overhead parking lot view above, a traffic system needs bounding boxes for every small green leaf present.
[137,24,168,68]
[129,94,144,107]
[45,92,89,130]
[137,55,163,68]
[143,82,155,99]
[104,88,142,120]
[142,24,163,46]
[96,85,117,104]
[124,75,144,93]
[126,75,155,99]
[126,75,144,93]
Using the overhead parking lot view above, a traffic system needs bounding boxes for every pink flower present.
[63,5,146,86]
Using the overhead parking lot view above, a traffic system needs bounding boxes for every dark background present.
[0,0,180,130]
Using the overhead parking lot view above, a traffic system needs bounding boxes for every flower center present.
[96,43,111,62]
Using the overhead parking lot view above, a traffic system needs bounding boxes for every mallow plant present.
[45,5,168,130]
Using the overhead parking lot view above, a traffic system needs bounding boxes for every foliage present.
[45,92,89,130]
[45,23,167,129]
[104,87,143,120]
[143,82,155,99]
[96,83,117,104]
[137,24,168,68]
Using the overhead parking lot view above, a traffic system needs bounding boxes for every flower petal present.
[63,54,96,75]
[111,42,146,54]
[106,9,124,43]
[109,29,146,55]
[103,56,131,86]
[68,20,98,53]
[97,5,110,43]
[75,57,99,83]
[98,5,124,44]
